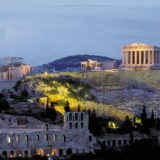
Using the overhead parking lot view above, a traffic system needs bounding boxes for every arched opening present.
[36,135,40,142]
[75,123,78,129]
[81,123,83,128]
[2,151,7,157]
[51,149,57,156]
[24,150,29,157]
[37,149,44,156]
[59,149,63,156]
[16,150,22,157]
[75,113,78,121]
[9,151,14,158]
[66,148,72,155]
[69,123,72,129]
[7,136,11,144]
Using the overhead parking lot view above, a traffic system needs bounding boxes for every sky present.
[0,0,160,65]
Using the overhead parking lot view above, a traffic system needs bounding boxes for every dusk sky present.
[0,0,160,65]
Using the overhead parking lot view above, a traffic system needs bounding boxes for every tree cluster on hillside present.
[0,93,10,112]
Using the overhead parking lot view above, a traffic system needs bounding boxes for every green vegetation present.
[20,70,160,121]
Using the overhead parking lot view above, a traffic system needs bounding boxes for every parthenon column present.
[122,52,125,65]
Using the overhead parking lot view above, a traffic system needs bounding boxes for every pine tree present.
[133,114,136,126]
[64,101,71,112]
[140,105,147,127]
[151,109,155,121]
[77,104,81,112]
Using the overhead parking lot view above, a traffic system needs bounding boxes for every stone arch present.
[51,149,57,156]
[37,149,44,156]
[81,123,83,128]
[9,151,14,158]
[69,122,72,129]
[16,150,22,157]
[24,150,29,157]
[75,122,78,129]
[66,148,72,155]
[59,149,63,156]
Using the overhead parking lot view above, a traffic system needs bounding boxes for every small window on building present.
[75,113,78,121]
[69,113,72,121]
[59,149,63,156]
[81,123,83,128]
[81,113,84,121]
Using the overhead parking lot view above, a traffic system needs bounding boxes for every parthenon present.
[121,43,160,70]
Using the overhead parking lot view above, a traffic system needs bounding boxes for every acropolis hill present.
[3,69,160,122]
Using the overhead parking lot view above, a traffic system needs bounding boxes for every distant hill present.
[34,55,122,73]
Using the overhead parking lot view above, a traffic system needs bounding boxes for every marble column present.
[122,52,125,65]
